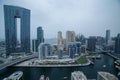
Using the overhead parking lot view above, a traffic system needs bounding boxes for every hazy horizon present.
[0,0,120,39]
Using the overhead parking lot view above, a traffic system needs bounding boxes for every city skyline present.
[0,0,120,39]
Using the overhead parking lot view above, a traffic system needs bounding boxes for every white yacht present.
[3,71,23,80]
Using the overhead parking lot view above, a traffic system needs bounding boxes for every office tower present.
[32,39,39,53]
[58,47,63,59]
[37,27,44,43]
[63,39,67,50]
[4,5,30,54]
[76,34,86,45]
[106,30,110,44]
[96,36,105,51]
[68,42,74,58]
[97,72,118,80]
[87,36,96,52]
[32,27,44,53]
[81,45,86,53]
[115,33,120,54]
[38,43,52,60]
[75,42,81,56]
[57,31,63,45]
[66,31,75,43]
[71,71,87,80]
[96,36,105,46]
[68,42,81,58]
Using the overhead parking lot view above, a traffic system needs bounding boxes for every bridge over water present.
[0,54,38,70]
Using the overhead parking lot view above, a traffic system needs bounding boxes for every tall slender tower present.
[106,30,110,44]
[4,5,30,54]
[57,31,63,45]
[115,33,120,54]
[37,26,44,43]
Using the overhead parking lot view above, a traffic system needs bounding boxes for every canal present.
[0,54,119,80]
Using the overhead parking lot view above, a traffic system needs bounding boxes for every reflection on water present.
[0,54,119,80]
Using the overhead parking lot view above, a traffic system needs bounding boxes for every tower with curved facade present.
[4,5,30,54]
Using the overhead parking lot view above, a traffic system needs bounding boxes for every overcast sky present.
[0,0,120,39]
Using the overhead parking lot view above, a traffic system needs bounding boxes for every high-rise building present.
[32,39,39,53]
[32,27,44,53]
[76,34,86,45]
[38,43,52,60]
[106,30,110,44]
[66,31,75,43]
[57,31,63,45]
[115,33,120,54]
[75,42,81,56]
[37,27,44,43]
[68,42,74,58]
[68,42,81,58]
[97,72,118,80]
[4,5,30,54]
[58,47,63,59]
[81,45,86,53]
[87,36,96,52]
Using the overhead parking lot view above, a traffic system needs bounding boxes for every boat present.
[46,77,50,80]
[103,65,106,67]
[40,75,45,80]
[63,76,68,79]
[39,75,50,80]
[118,72,120,76]
[3,71,23,80]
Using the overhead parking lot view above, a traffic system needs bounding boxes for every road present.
[0,54,38,70]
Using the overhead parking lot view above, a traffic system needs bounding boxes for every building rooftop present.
[98,71,118,80]
[71,71,87,80]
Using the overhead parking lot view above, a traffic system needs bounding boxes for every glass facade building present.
[4,5,30,54]
[115,33,120,54]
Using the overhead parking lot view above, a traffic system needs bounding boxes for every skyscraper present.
[66,31,75,43]
[68,42,81,58]
[87,36,96,52]
[57,31,63,45]
[32,27,44,53]
[38,43,52,60]
[37,27,44,43]
[115,33,120,54]
[4,5,30,54]
[106,30,110,44]
[58,47,63,59]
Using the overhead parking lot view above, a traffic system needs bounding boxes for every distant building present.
[81,45,86,53]
[106,30,110,44]
[76,34,86,45]
[37,27,44,43]
[57,31,63,45]
[96,36,105,52]
[71,71,87,80]
[97,71,118,80]
[68,42,74,58]
[32,27,44,53]
[87,36,96,52]
[66,31,76,43]
[38,43,52,60]
[4,5,30,54]
[58,47,63,59]
[68,42,81,58]
[32,39,39,53]
[115,33,120,54]
[75,42,81,55]
[96,36,105,47]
